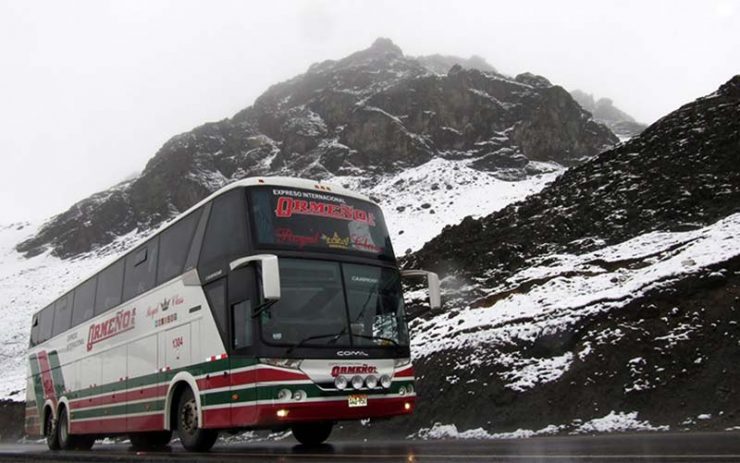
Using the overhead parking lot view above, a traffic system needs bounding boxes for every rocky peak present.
[16,39,617,258]
[368,37,403,56]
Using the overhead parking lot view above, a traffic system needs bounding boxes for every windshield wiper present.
[285,333,345,354]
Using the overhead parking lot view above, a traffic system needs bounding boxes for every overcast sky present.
[0,0,737,223]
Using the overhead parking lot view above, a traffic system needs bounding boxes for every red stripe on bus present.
[70,384,164,410]
[197,367,309,392]
[254,367,308,382]
[70,413,164,434]
[36,351,57,408]
[395,366,415,378]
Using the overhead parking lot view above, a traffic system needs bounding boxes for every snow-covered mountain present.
[399,75,740,436]
[16,38,615,259]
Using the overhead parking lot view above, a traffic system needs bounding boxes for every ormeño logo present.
[87,308,136,351]
[331,364,378,377]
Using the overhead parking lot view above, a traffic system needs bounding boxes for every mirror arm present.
[229,254,281,301]
[401,269,441,310]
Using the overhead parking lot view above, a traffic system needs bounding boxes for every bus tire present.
[176,388,218,452]
[291,422,333,446]
[56,406,75,450]
[129,431,172,450]
[44,408,60,451]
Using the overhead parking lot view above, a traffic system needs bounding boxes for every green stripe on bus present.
[70,399,165,420]
[48,351,66,397]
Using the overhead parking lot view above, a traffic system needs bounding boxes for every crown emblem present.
[322,232,350,249]
[159,298,171,311]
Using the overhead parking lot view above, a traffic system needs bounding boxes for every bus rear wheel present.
[129,431,172,450]
[291,422,333,446]
[56,407,94,450]
[44,410,60,451]
[176,388,218,452]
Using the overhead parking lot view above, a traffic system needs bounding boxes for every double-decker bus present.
[25,177,440,452]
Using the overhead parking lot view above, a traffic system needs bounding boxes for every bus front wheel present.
[176,388,218,452]
[291,422,333,446]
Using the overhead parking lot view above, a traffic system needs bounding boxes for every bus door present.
[227,266,258,426]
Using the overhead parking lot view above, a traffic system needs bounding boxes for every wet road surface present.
[1,431,740,462]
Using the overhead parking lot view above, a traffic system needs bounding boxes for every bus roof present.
[32,177,375,317]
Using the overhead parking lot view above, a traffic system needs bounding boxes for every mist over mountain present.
[17,38,616,259]
[571,89,648,139]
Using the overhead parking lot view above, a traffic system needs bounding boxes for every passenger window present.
[199,191,248,266]
[157,209,201,284]
[38,304,54,343]
[124,238,159,300]
[52,292,73,337]
[72,276,97,326]
[95,259,124,315]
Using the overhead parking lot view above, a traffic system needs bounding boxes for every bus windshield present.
[248,187,395,260]
[259,258,409,348]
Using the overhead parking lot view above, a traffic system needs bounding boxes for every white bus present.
[25,177,440,452]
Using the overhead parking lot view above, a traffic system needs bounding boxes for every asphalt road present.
[1,432,740,463]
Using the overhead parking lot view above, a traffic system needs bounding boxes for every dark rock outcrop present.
[409,76,740,289]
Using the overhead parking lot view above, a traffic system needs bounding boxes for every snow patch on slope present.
[337,158,562,253]
[410,213,740,391]
[0,223,140,399]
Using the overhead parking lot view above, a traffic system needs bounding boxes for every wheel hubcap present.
[180,399,198,433]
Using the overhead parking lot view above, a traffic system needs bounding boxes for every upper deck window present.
[248,187,395,260]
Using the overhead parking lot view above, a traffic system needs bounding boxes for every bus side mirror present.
[230,254,281,301]
[401,270,441,310]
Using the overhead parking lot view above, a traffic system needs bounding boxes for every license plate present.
[348,394,368,408]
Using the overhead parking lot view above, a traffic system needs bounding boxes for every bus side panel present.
[70,355,102,434]
[126,335,164,433]
[78,347,127,434]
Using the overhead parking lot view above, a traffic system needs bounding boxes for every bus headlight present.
[365,375,378,389]
[334,375,348,390]
[406,384,414,394]
[351,375,364,390]
[379,374,392,389]
[277,388,292,401]
[399,386,407,396]
[294,390,307,401]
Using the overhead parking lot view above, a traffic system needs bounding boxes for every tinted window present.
[204,279,228,347]
[38,304,54,343]
[158,209,201,284]
[95,259,124,315]
[200,191,247,265]
[124,238,159,300]
[30,314,40,347]
[72,277,96,326]
[249,187,395,260]
[52,292,74,337]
